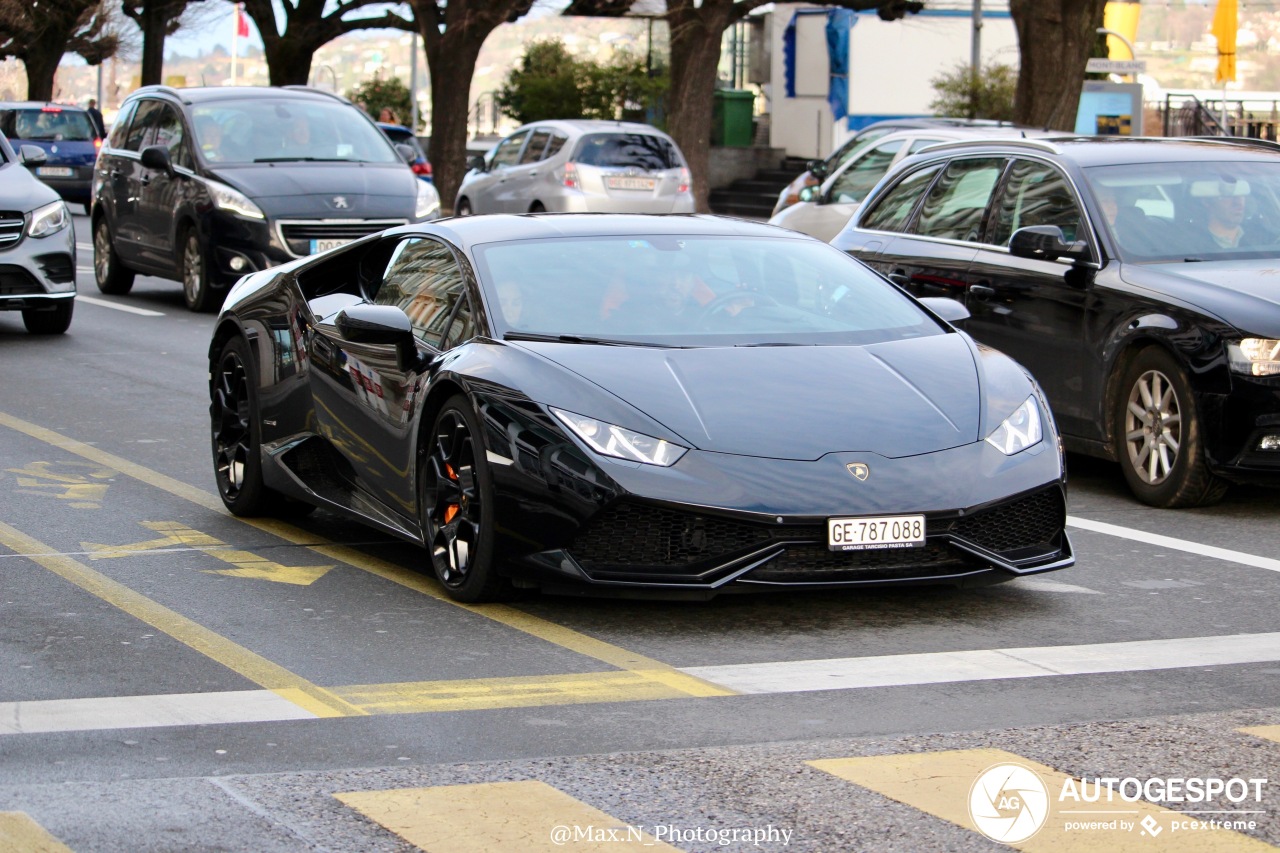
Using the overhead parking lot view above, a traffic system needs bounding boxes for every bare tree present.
[1010,0,1107,129]
[0,0,120,100]
[122,0,208,87]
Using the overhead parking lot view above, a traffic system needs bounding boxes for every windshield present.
[191,100,399,165]
[572,133,682,170]
[473,235,942,347]
[1084,159,1280,262]
[2,108,96,142]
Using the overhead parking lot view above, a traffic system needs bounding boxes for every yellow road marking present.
[335,780,680,852]
[1239,726,1280,745]
[810,749,1274,851]
[84,521,336,586]
[0,812,74,853]
[8,460,115,509]
[0,520,364,719]
[0,410,734,699]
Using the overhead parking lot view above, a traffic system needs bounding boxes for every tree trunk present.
[423,31,487,214]
[1010,0,1107,130]
[24,41,65,101]
[139,2,168,87]
[264,39,318,86]
[665,2,731,214]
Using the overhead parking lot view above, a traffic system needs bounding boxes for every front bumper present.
[0,219,76,312]
[1208,372,1280,485]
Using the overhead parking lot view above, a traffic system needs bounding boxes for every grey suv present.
[0,132,75,334]
[455,120,693,215]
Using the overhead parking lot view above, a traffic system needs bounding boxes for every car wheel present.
[456,197,472,216]
[22,301,73,335]
[1113,346,1228,508]
[420,395,511,602]
[93,216,134,295]
[182,228,219,313]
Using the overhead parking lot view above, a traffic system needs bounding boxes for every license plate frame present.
[605,176,656,191]
[37,166,74,178]
[309,238,352,254]
[827,514,926,552]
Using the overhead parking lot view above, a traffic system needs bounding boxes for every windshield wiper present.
[503,331,682,349]
[253,156,352,163]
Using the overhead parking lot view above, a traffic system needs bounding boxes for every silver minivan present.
[454,120,694,215]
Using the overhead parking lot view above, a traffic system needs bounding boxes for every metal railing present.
[1158,92,1280,141]
[470,91,501,138]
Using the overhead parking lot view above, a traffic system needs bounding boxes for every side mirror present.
[140,145,174,175]
[1008,225,1090,264]
[918,296,971,324]
[467,154,487,172]
[18,145,46,166]
[336,304,422,371]
[394,143,416,164]
[806,159,828,180]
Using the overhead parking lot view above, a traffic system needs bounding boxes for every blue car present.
[0,102,100,213]
[377,122,432,182]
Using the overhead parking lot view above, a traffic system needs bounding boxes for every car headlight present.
[985,395,1043,455]
[552,408,688,467]
[205,178,265,219]
[414,180,441,219]
[1228,339,1280,376]
[28,200,69,238]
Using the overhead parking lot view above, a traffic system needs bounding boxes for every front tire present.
[22,300,73,334]
[1113,346,1228,508]
[94,215,134,295]
[419,395,511,602]
[455,197,472,217]
[182,228,219,313]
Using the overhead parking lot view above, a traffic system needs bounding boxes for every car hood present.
[208,162,417,215]
[0,161,61,210]
[523,333,982,460]
[1122,258,1280,336]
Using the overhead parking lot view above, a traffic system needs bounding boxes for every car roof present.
[125,85,354,107]
[0,102,89,112]
[406,213,799,253]
[514,119,671,136]
[858,116,1033,134]
[901,135,1280,167]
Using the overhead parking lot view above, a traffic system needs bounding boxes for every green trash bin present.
[712,89,755,147]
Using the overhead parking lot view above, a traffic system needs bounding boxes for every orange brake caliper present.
[444,463,459,523]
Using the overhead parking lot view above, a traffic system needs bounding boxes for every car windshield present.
[572,133,681,170]
[191,100,399,165]
[3,108,96,142]
[1084,159,1280,262]
[473,235,942,347]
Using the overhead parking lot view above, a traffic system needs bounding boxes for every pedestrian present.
[86,98,106,139]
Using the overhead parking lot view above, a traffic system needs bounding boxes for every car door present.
[308,236,474,520]
[109,99,164,264]
[501,128,552,211]
[965,157,1096,435]
[134,103,193,269]
[476,130,530,213]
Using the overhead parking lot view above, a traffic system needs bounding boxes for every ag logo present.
[846,462,870,481]
[331,195,349,210]
[968,762,1050,844]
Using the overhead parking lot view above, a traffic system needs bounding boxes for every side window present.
[146,105,191,170]
[912,157,1007,243]
[373,238,467,347]
[828,139,904,204]
[988,159,1083,247]
[543,133,568,159]
[440,293,476,350]
[520,130,551,164]
[124,100,163,153]
[908,137,945,154]
[106,102,136,150]
[859,164,942,233]
[489,130,529,170]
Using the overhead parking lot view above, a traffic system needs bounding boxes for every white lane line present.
[0,690,316,735]
[1067,515,1280,574]
[75,295,165,317]
[681,631,1280,694]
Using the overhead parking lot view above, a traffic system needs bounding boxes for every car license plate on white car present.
[605,176,656,191]
[827,514,925,551]
[37,166,74,177]
[310,239,351,254]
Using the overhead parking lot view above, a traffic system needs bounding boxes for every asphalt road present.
[0,213,1278,852]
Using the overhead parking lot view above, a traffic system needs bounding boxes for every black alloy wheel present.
[22,301,73,334]
[455,197,472,216]
[182,228,218,313]
[1114,346,1228,508]
[93,215,134,295]
[420,395,508,602]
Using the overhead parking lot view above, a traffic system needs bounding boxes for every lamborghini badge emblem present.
[846,462,870,481]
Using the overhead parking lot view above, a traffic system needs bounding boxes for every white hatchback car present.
[454,119,694,215]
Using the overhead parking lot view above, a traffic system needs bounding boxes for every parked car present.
[92,85,441,312]
[773,117,1031,217]
[0,102,101,214]
[377,122,432,182]
[209,213,1072,602]
[454,120,693,215]
[0,132,75,334]
[832,136,1280,508]
[769,128,1034,243]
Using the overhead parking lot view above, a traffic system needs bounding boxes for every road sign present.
[1086,58,1147,74]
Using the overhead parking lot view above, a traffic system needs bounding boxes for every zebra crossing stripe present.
[1239,726,1280,745]
[0,812,73,853]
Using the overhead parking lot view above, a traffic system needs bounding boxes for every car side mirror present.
[394,143,416,164]
[1008,225,1090,264]
[467,154,487,172]
[336,304,423,371]
[918,296,971,324]
[806,159,828,180]
[18,145,46,166]
[140,145,174,175]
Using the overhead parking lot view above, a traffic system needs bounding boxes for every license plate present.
[310,238,351,254]
[827,514,925,551]
[605,176,656,191]
[37,166,74,177]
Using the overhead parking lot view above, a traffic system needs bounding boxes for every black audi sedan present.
[209,214,1072,601]
[831,137,1280,508]
[92,85,440,313]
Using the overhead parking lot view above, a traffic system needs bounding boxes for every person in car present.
[1205,189,1248,248]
